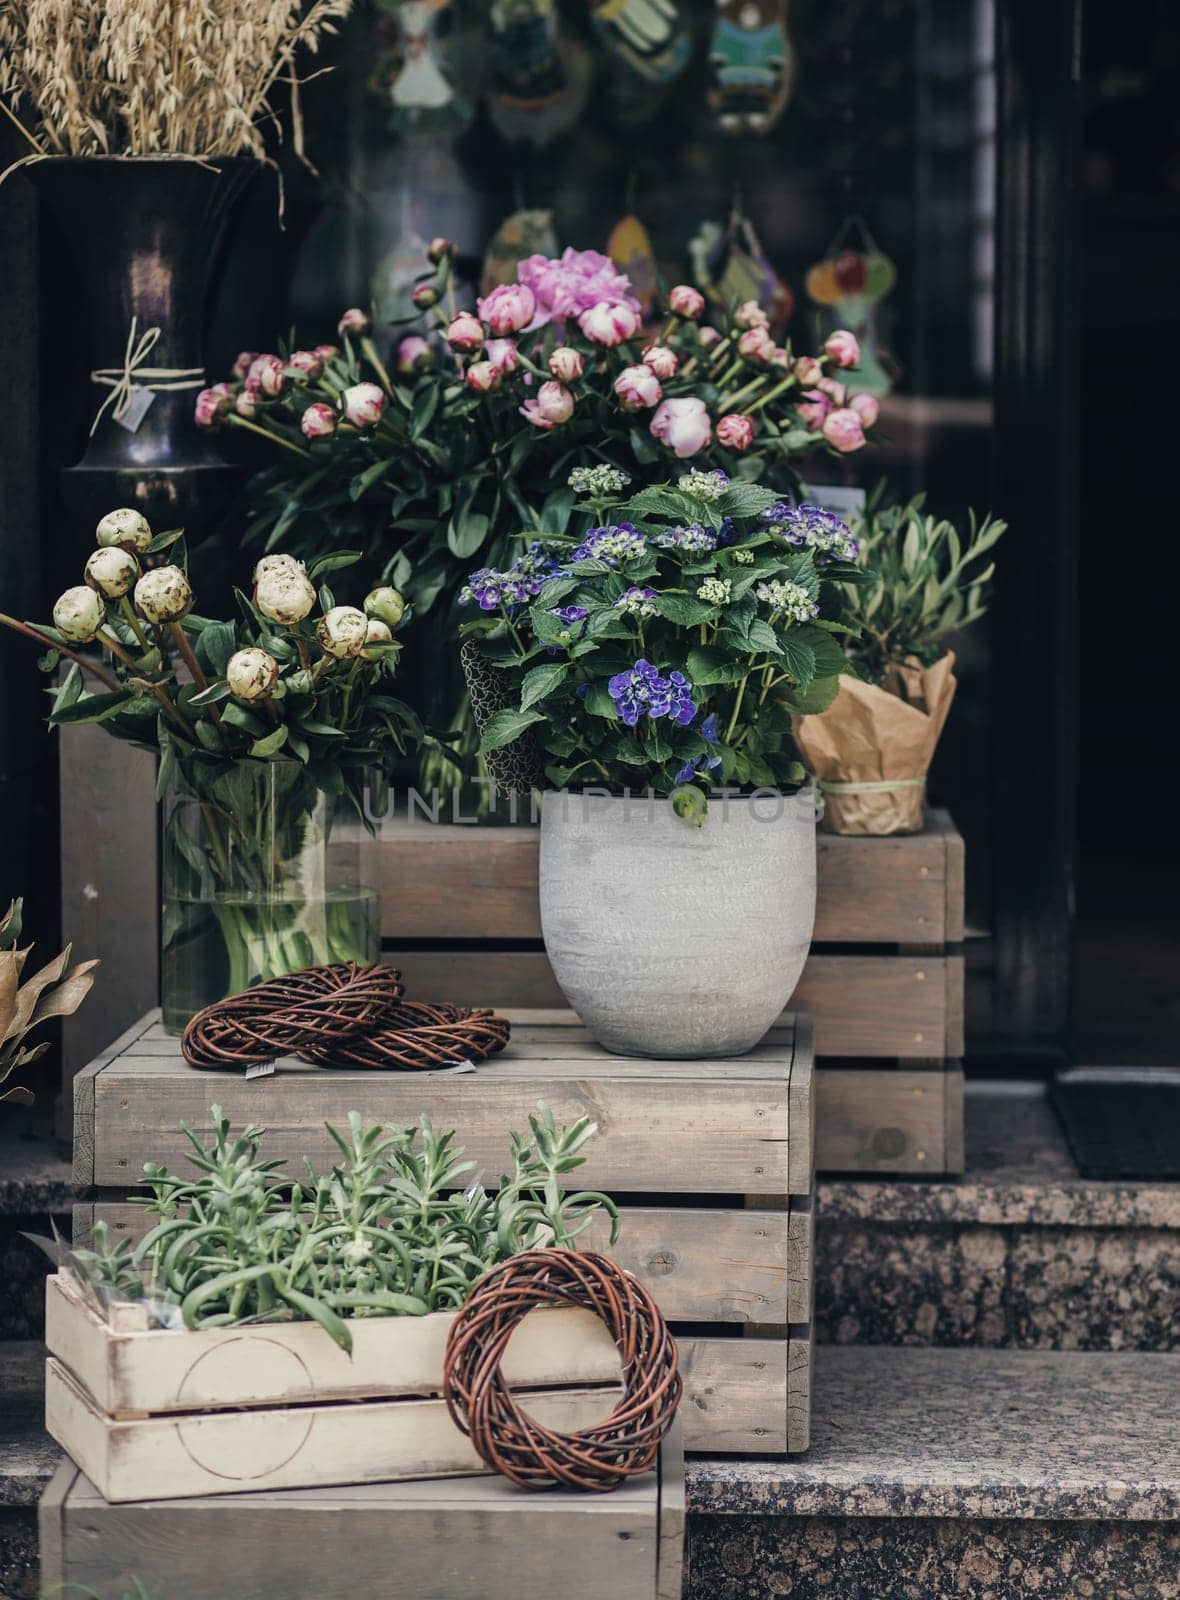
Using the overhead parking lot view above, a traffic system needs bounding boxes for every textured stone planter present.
[539,789,816,1058]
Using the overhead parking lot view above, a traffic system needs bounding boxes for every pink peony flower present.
[477,283,537,336]
[614,364,663,412]
[428,237,454,263]
[737,327,774,363]
[822,407,866,452]
[194,383,233,430]
[849,391,880,428]
[246,354,286,398]
[793,356,823,386]
[717,413,755,452]
[797,389,832,431]
[578,300,641,347]
[824,329,861,368]
[338,307,371,338]
[396,335,433,374]
[342,382,385,428]
[485,339,519,375]
[668,284,706,320]
[520,381,574,430]
[231,350,258,380]
[650,396,712,458]
[234,389,259,419]
[465,360,502,394]
[548,346,585,383]
[446,313,485,351]
[642,345,679,380]
[313,343,340,363]
[734,300,770,331]
[698,326,722,348]
[517,248,640,325]
[288,349,323,381]
[301,402,338,440]
[817,376,847,405]
[412,284,440,310]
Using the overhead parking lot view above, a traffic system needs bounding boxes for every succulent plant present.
[0,901,98,1107]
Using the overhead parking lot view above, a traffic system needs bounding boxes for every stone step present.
[4,1343,1179,1599]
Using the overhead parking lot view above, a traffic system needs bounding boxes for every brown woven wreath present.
[443,1248,682,1492]
[181,963,510,1073]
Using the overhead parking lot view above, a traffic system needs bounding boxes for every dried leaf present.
[28,959,100,1027]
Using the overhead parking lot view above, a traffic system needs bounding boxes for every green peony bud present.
[53,585,105,643]
[84,547,139,599]
[226,647,280,701]
[315,605,368,659]
[363,586,406,628]
[96,507,152,554]
[255,561,316,625]
[134,565,192,625]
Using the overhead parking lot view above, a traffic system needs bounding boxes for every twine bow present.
[89,317,206,435]
[813,773,926,821]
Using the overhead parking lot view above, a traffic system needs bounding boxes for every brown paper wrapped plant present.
[0,900,97,1108]
[794,492,1005,835]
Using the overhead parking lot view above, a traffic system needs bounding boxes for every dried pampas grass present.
[0,0,353,159]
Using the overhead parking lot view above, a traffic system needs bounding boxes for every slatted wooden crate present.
[72,1010,816,1457]
[40,1418,686,1600]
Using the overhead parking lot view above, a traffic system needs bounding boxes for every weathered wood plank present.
[677,1336,789,1453]
[944,1063,967,1176]
[787,1328,813,1452]
[787,1014,814,1192]
[369,810,959,945]
[70,1013,159,1186]
[814,1067,953,1173]
[36,1460,77,1598]
[385,950,951,1059]
[787,1200,813,1326]
[83,1201,795,1325]
[657,1418,686,1600]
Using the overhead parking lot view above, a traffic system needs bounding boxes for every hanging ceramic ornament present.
[706,0,795,137]
[487,0,592,146]
[386,0,474,138]
[805,219,898,396]
[480,209,560,295]
[606,214,660,320]
[689,208,794,332]
[589,0,692,86]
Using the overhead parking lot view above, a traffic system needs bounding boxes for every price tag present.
[245,1061,276,1080]
[426,1059,477,1077]
[116,385,156,433]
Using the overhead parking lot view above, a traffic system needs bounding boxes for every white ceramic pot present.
[539,789,816,1058]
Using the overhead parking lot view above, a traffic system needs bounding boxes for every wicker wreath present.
[182,963,511,1073]
[443,1249,682,1492]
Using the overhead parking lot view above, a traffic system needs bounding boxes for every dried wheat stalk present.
[0,0,353,159]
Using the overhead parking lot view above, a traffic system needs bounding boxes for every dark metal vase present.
[32,156,260,575]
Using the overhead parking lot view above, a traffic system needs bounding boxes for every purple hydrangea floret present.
[761,502,859,563]
[607,658,697,728]
[572,523,647,565]
[652,522,717,553]
[459,542,567,612]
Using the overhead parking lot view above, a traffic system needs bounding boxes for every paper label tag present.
[245,1061,275,1080]
[426,1059,477,1077]
[117,386,156,433]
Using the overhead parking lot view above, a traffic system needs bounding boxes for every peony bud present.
[849,391,880,428]
[364,586,406,628]
[738,326,775,363]
[341,383,385,428]
[717,413,756,452]
[253,554,302,583]
[519,381,575,430]
[613,363,663,412]
[578,300,640,347]
[313,343,340,363]
[650,396,712,459]
[445,313,485,352]
[548,346,584,383]
[642,345,679,380]
[698,326,722,348]
[476,283,536,336]
[668,284,706,320]
[301,402,338,441]
[288,349,324,381]
[246,354,286,399]
[84,547,138,599]
[797,389,832,431]
[465,360,501,394]
[734,299,770,331]
[428,237,454,264]
[821,407,867,453]
[316,605,369,659]
[337,307,372,338]
[412,283,439,310]
[235,389,259,419]
[134,565,192,625]
[793,356,823,386]
[226,647,279,701]
[194,383,233,430]
[361,618,397,660]
[824,329,861,368]
[231,351,258,380]
[817,376,846,404]
[53,585,105,643]
[396,335,433,374]
[485,338,519,375]
[255,559,316,624]
[96,508,152,554]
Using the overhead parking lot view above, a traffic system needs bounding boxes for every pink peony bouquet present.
[200,244,878,618]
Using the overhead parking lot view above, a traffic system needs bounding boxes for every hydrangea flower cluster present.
[607,659,697,727]
[677,469,731,501]
[755,579,820,622]
[569,465,632,498]
[675,714,724,784]
[697,577,732,604]
[459,543,565,611]
[572,524,648,564]
[762,503,860,563]
[615,586,659,617]
[652,523,717,553]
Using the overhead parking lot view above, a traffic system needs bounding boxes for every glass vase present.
[161,760,379,1033]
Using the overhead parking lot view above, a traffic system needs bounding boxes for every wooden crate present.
[73,1010,816,1456]
[39,1419,685,1600]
